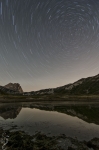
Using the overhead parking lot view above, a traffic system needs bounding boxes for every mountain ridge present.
[25,73,99,95]
[0,74,99,95]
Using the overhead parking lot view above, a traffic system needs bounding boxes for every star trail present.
[0,0,99,91]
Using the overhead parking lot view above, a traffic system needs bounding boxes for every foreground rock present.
[0,129,99,150]
[87,138,99,150]
[0,128,4,149]
[0,130,63,150]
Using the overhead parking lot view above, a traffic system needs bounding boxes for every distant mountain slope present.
[29,74,99,95]
[54,74,99,95]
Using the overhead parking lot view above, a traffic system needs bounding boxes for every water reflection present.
[0,104,22,119]
[0,102,99,140]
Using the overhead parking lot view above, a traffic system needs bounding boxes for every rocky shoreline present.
[0,128,99,150]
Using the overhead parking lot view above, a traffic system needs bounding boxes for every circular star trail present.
[0,0,99,91]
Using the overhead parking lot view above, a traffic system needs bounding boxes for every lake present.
[0,101,99,141]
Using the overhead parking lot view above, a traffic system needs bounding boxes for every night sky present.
[0,0,99,92]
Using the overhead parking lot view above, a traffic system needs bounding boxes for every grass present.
[0,93,99,103]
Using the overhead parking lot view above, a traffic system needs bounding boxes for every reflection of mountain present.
[53,105,99,125]
[0,105,22,119]
[0,103,99,125]
[24,103,99,125]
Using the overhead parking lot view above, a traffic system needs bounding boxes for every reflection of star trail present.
[0,0,99,91]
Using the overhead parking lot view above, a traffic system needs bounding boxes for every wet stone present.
[0,129,99,150]
[87,138,99,150]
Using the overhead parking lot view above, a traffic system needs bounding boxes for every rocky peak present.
[4,83,23,93]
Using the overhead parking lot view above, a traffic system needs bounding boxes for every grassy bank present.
[0,94,99,103]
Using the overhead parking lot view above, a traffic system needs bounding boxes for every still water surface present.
[0,101,99,141]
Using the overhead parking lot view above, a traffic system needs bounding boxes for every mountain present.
[0,83,23,95]
[54,74,99,95]
[4,83,23,93]
[28,74,99,95]
[0,86,21,95]
[0,74,99,96]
